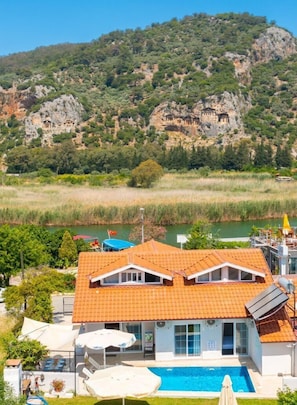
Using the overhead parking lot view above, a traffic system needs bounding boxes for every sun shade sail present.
[19,317,79,350]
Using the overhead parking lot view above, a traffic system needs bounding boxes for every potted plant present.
[51,379,65,393]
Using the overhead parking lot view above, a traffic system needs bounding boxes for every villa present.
[72,240,297,377]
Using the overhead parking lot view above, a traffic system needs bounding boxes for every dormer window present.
[197,267,254,283]
[101,269,163,285]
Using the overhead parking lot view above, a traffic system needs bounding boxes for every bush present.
[277,386,297,404]
[1,334,48,370]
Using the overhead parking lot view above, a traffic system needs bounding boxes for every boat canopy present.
[102,238,135,251]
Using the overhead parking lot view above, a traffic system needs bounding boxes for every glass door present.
[236,323,248,354]
[222,322,248,355]
[222,322,234,355]
[174,324,200,357]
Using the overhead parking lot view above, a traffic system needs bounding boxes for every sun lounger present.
[82,367,93,379]
[88,356,101,370]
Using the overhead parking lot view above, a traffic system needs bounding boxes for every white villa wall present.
[155,322,175,361]
[261,343,292,376]
[155,319,251,361]
[248,324,262,373]
[201,320,222,359]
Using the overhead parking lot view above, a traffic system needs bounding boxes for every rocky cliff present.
[0,24,296,149]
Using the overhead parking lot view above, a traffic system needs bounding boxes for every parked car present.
[0,287,6,303]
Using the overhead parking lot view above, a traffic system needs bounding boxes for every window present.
[289,257,297,274]
[241,271,252,281]
[145,273,161,283]
[197,273,209,282]
[123,323,142,351]
[197,268,253,283]
[174,324,200,357]
[197,269,221,282]
[122,271,142,283]
[212,269,221,281]
[103,274,119,284]
[229,268,238,280]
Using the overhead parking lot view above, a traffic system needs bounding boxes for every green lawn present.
[46,396,278,405]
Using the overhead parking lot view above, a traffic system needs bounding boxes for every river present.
[50,217,293,248]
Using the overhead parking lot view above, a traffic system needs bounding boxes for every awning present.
[102,239,135,251]
[245,285,289,321]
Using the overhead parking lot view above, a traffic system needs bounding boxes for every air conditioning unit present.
[156,321,166,328]
[206,319,216,326]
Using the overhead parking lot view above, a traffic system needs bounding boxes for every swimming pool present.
[149,366,255,393]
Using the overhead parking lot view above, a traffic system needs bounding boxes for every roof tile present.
[73,244,294,342]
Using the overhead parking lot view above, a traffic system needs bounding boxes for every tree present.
[1,333,48,370]
[185,220,222,250]
[128,159,164,188]
[129,220,167,243]
[58,230,78,268]
[0,225,50,286]
[4,268,75,323]
[53,141,79,174]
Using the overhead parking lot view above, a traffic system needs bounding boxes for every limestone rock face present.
[149,27,296,143]
[252,27,297,63]
[24,94,84,145]
[150,92,251,142]
[225,27,297,85]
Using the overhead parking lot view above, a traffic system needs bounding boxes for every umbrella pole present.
[104,348,106,368]
[122,398,125,405]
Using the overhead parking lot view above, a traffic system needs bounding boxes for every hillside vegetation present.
[0,12,296,175]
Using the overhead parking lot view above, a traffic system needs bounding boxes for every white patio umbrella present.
[75,328,136,367]
[218,375,238,405]
[84,364,161,405]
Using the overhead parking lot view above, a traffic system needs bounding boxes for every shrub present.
[277,386,297,404]
[51,379,65,392]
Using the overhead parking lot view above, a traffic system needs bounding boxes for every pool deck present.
[58,315,282,399]
[121,356,283,399]
[78,351,282,398]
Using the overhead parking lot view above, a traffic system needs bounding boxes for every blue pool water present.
[149,366,255,393]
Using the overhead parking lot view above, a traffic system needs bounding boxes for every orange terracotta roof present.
[130,239,180,253]
[184,249,269,279]
[72,245,294,342]
[256,309,295,343]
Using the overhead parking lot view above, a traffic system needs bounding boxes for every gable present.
[188,261,265,282]
[91,263,172,284]
[185,250,268,281]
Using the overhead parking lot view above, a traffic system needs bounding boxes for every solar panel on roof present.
[245,285,288,320]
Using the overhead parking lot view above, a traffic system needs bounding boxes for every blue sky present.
[1,0,296,56]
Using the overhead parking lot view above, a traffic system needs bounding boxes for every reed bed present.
[0,173,296,225]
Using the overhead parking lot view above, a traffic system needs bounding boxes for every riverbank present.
[0,172,296,226]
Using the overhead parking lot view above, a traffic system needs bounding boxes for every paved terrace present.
[52,296,283,399]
